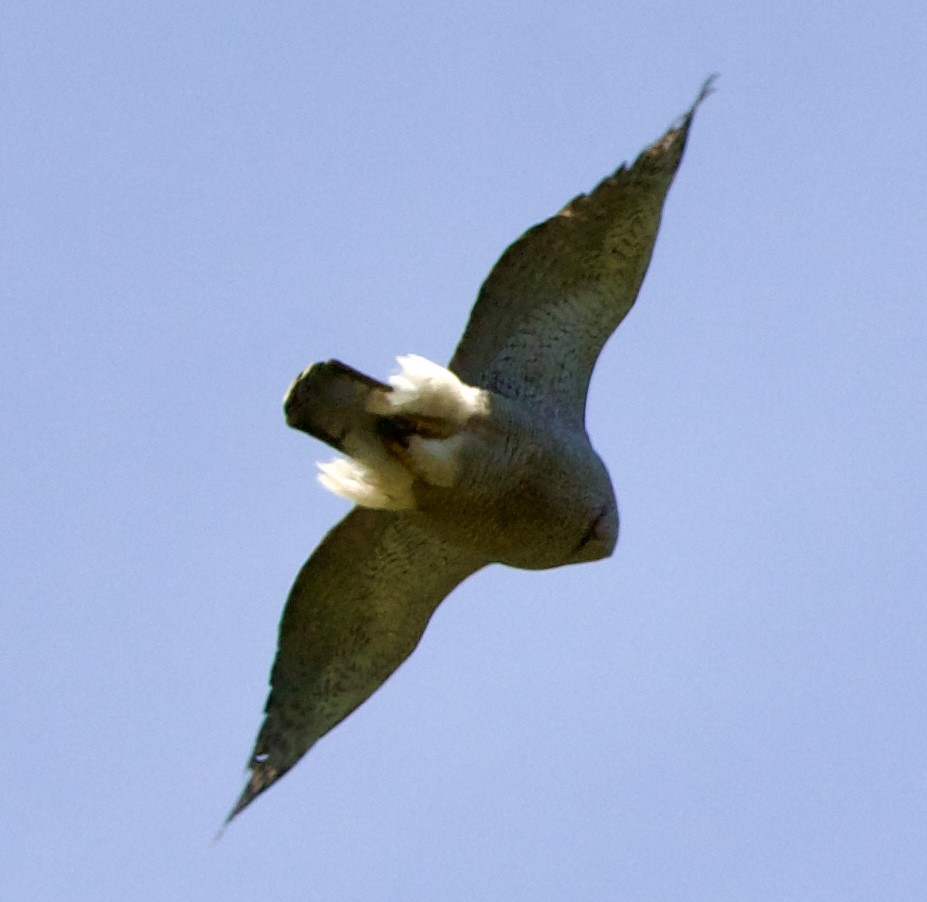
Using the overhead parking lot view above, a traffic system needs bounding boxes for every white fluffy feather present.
[367,355,487,422]
[317,457,415,511]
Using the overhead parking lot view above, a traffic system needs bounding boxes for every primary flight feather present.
[228,78,713,822]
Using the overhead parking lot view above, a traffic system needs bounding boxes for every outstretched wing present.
[450,78,714,425]
[228,507,483,822]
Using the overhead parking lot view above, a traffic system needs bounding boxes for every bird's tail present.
[284,356,487,510]
[284,359,388,452]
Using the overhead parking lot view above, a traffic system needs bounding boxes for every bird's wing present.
[228,507,483,822]
[449,78,713,425]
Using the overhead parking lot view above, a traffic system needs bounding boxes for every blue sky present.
[4,2,926,900]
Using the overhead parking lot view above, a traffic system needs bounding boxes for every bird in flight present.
[228,78,714,823]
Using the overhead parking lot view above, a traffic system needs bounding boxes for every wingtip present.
[674,74,718,131]
[224,798,247,828]
[222,756,282,826]
[222,783,255,828]
[693,73,719,109]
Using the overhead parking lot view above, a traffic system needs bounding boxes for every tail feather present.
[284,360,388,455]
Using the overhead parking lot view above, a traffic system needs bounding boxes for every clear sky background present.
[4,3,926,900]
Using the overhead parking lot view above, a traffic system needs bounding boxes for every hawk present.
[228,78,713,822]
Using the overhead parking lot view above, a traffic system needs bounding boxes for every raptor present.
[229,78,714,822]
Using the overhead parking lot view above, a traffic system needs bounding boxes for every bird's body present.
[297,355,618,568]
[228,79,713,823]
